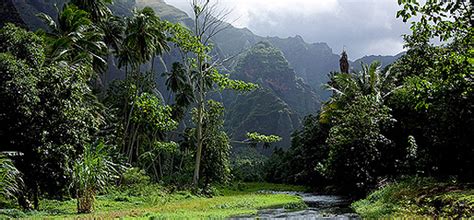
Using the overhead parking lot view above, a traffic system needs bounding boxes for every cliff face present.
[212,30,340,99]
[224,42,319,150]
[0,0,26,28]
[232,42,319,117]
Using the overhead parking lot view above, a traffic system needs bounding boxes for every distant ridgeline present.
[2,0,403,151]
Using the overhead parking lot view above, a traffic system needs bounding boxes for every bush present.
[352,177,474,218]
[120,168,151,186]
[231,148,267,182]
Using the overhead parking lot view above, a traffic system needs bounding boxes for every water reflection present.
[231,191,360,220]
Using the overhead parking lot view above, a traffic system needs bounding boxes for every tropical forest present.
[0,0,472,218]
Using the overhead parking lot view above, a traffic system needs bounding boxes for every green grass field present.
[0,183,308,219]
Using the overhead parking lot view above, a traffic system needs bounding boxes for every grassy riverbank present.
[352,177,474,218]
[0,183,307,219]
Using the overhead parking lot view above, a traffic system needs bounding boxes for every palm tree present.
[321,61,399,123]
[38,4,107,76]
[0,154,23,201]
[164,62,195,120]
[69,0,123,86]
[97,15,125,85]
[70,0,113,23]
[121,7,169,73]
[117,8,171,156]
[71,142,118,213]
[99,15,125,55]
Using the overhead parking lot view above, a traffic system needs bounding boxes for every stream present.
[231,191,360,220]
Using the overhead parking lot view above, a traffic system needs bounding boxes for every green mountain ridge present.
[224,42,319,150]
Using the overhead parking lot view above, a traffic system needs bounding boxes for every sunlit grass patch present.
[5,182,305,219]
[352,177,474,218]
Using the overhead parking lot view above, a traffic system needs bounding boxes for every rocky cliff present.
[224,42,319,150]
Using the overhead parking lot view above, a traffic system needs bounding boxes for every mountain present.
[210,28,340,99]
[351,52,406,71]
[1,0,135,31]
[224,42,318,150]
[0,0,27,28]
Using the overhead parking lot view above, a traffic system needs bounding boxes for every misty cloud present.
[164,0,411,59]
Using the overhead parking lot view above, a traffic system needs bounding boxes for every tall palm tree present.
[164,62,195,120]
[38,4,107,76]
[121,7,169,73]
[164,62,189,94]
[70,0,113,23]
[99,15,125,55]
[69,0,124,87]
[321,61,399,123]
[116,7,172,165]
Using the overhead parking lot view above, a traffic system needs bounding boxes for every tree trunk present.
[33,183,39,210]
[192,84,204,186]
[158,55,168,73]
[158,153,163,179]
[77,188,95,213]
[151,56,155,73]
[17,194,32,210]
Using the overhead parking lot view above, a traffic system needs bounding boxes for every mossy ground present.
[0,182,307,219]
[352,177,474,218]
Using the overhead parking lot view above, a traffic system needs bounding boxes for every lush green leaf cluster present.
[0,154,23,201]
[246,132,282,144]
[194,100,232,186]
[0,24,103,208]
[132,93,177,131]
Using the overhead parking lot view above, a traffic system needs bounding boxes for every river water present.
[231,191,360,220]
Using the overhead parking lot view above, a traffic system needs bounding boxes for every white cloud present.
[221,0,341,28]
[364,38,405,56]
[164,0,410,59]
[165,0,340,27]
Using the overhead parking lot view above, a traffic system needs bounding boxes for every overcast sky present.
[164,0,411,60]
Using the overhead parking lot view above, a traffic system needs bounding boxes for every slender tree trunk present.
[158,153,163,179]
[152,160,159,181]
[178,150,185,172]
[191,7,214,187]
[123,87,138,154]
[151,56,155,73]
[128,124,140,163]
[193,75,204,186]
[169,153,174,177]
[158,55,168,73]
[33,184,39,210]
